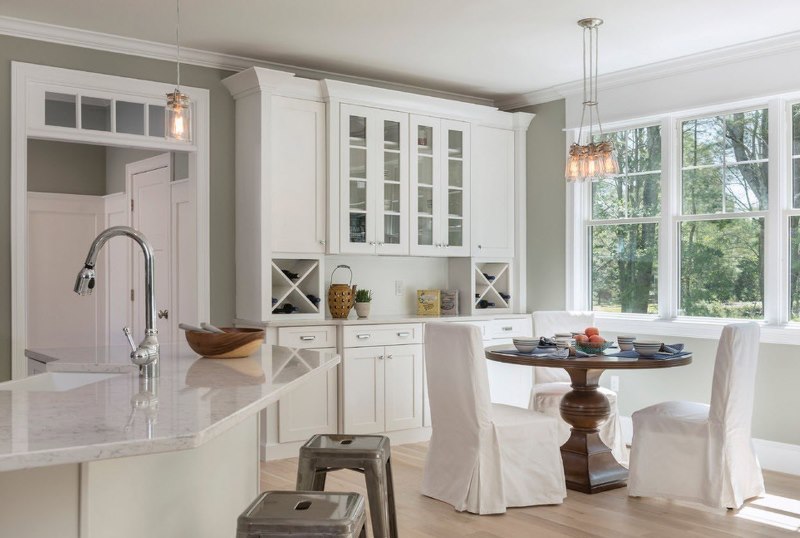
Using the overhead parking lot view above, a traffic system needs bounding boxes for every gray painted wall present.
[27,140,107,195]
[105,147,162,194]
[521,100,567,312]
[0,35,237,381]
[520,98,800,446]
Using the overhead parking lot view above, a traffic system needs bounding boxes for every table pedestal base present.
[559,368,628,494]
[561,431,628,493]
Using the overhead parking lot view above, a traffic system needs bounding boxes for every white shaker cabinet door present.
[471,126,515,258]
[271,97,327,254]
[278,347,338,443]
[343,346,386,434]
[384,344,424,432]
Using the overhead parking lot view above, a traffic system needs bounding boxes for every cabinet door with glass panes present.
[340,104,409,255]
[410,115,470,256]
[440,120,470,256]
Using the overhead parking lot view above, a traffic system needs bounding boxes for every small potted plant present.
[354,289,373,318]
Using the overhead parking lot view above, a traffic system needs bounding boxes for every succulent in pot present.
[354,289,373,318]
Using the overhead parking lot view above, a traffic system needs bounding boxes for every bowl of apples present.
[573,327,613,355]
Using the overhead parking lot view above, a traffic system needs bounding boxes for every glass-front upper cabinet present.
[340,104,409,254]
[410,115,470,256]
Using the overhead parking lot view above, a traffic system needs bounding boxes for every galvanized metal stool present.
[236,490,367,538]
[297,434,398,538]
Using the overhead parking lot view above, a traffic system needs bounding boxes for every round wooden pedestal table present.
[485,346,692,494]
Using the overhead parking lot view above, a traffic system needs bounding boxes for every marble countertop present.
[236,312,531,328]
[0,343,339,472]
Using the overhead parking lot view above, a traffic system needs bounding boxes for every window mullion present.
[661,115,678,320]
[766,98,788,325]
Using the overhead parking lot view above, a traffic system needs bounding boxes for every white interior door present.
[130,155,172,342]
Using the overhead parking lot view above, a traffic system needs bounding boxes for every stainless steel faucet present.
[74,226,160,378]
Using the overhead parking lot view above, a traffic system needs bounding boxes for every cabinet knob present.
[478,244,482,249]
[369,241,376,246]
[386,355,393,360]
[378,242,384,246]
[319,240,326,246]
[378,355,384,360]
[158,309,169,320]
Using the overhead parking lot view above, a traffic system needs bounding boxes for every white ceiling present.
[2,0,800,101]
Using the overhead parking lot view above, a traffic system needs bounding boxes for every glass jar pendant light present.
[565,18,618,182]
[166,0,191,142]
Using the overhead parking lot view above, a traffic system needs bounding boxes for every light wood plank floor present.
[261,442,800,537]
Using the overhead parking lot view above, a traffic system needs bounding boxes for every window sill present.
[595,313,800,346]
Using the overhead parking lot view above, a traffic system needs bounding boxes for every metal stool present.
[297,434,398,538]
[237,490,367,538]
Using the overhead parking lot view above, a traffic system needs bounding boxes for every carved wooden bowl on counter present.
[184,328,266,359]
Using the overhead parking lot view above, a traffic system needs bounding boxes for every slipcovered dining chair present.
[628,322,764,509]
[422,323,566,515]
[529,311,627,463]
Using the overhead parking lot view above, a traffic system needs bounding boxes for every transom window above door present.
[44,91,168,138]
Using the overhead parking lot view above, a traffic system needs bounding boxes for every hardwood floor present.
[261,442,800,537]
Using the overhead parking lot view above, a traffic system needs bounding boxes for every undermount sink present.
[0,372,123,392]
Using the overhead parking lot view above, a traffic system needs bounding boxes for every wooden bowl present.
[184,328,265,359]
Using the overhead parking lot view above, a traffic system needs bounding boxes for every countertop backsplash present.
[324,255,449,316]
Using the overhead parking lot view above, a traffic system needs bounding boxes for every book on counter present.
[440,290,459,316]
[417,290,441,316]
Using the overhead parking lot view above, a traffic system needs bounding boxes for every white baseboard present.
[753,439,800,476]
[261,427,433,462]
[620,415,800,476]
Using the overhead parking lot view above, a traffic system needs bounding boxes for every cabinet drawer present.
[486,318,532,340]
[277,326,337,349]
[343,324,423,348]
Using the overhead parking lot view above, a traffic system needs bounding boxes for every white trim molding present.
[499,29,800,110]
[0,15,494,107]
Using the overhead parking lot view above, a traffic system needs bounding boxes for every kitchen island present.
[0,343,339,538]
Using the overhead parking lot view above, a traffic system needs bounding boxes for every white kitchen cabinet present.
[272,97,327,254]
[343,344,424,434]
[384,344,424,432]
[410,115,470,256]
[339,104,409,255]
[471,126,515,258]
[273,325,339,444]
[278,347,338,443]
[342,346,386,434]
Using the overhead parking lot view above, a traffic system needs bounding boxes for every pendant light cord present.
[175,0,181,90]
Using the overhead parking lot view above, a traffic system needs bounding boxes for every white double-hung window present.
[588,125,661,315]
[569,96,800,342]
[678,108,768,319]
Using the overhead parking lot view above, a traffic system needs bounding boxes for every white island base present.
[0,414,258,537]
[0,343,339,538]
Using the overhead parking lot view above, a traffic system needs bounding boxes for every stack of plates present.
[513,337,539,353]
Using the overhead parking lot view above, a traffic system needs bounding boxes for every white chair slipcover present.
[529,311,628,463]
[628,322,765,509]
[422,323,566,514]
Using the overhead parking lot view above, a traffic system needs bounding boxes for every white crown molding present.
[0,15,495,107]
[498,29,800,110]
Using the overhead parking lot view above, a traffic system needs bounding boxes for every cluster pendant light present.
[166,0,192,142]
[565,18,618,182]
